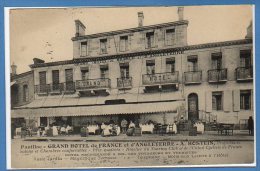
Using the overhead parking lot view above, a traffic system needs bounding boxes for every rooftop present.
[72,20,189,41]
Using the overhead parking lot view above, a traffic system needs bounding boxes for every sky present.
[9,5,253,74]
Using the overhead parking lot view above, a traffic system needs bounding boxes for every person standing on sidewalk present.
[248,116,254,136]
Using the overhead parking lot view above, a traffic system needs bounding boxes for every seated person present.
[66,125,72,135]
[129,121,135,128]
[60,125,66,135]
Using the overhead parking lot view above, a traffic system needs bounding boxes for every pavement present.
[13,130,254,142]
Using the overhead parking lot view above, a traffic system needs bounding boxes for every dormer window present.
[119,36,128,52]
[165,29,175,46]
[100,39,108,54]
[80,41,88,57]
[146,32,155,48]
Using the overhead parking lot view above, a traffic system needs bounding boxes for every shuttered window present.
[52,70,59,84]
[81,67,89,80]
[65,69,73,82]
[146,32,154,48]
[65,69,74,91]
[100,65,109,79]
[119,36,128,52]
[187,55,198,72]
[240,50,252,68]
[80,41,88,56]
[146,60,155,74]
[39,71,47,85]
[240,90,251,110]
[165,29,175,46]
[52,70,60,91]
[120,63,129,78]
[23,84,29,102]
[212,91,223,111]
[100,39,108,54]
[166,58,175,73]
[211,52,222,69]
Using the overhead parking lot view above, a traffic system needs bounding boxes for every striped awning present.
[11,101,181,118]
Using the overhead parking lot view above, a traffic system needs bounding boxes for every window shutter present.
[163,29,166,46]
[233,90,240,112]
[128,35,131,51]
[223,90,232,112]
[205,91,212,112]
[154,31,158,48]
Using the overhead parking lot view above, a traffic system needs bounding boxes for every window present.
[81,67,89,80]
[120,63,129,78]
[65,69,74,91]
[23,84,29,102]
[100,65,109,79]
[80,41,88,56]
[212,92,223,111]
[39,71,47,93]
[100,39,108,54]
[52,70,60,91]
[146,60,155,74]
[146,32,155,48]
[39,71,47,85]
[240,50,252,68]
[165,29,175,46]
[166,58,175,73]
[240,90,251,110]
[211,53,222,69]
[119,36,128,52]
[187,55,198,72]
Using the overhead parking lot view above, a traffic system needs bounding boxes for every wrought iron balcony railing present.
[235,67,253,81]
[117,77,132,89]
[49,83,64,94]
[184,71,202,84]
[64,82,76,92]
[76,78,111,90]
[142,72,179,85]
[35,84,50,95]
[208,68,227,83]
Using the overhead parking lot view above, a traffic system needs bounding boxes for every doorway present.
[188,93,199,122]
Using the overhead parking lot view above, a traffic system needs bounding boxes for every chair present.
[168,124,174,136]
[159,125,167,136]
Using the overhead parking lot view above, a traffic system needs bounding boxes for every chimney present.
[11,62,17,76]
[75,20,86,37]
[33,58,45,64]
[178,7,184,21]
[245,21,252,39]
[138,12,144,27]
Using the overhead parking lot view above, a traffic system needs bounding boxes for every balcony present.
[184,71,202,84]
[75,78,111,91]
[142,72,179,86]
[35,84,50,95]
[236,67,253,82]
[49,83,64,94]
[208,68,227,83]
[117,77,132,89]
[64,82,76,93]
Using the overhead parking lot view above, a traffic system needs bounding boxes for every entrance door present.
[188,93,199,122]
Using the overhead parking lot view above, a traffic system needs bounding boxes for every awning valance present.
[11,101,181,118]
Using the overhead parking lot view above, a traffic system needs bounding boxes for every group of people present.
[37,124,72,137]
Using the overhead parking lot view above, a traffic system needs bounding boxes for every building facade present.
[11,7,253,131]
[11,65,34,127]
